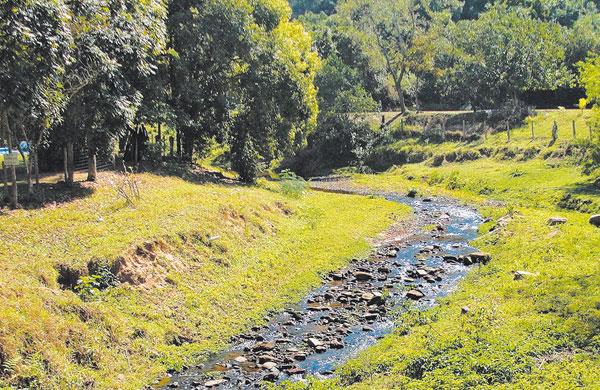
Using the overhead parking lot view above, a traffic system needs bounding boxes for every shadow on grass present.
[142,160,242,187]
[558,178,600,213]
[0,181,95,210]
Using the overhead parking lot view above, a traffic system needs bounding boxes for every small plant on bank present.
[74,274,104,301]
[115,165,141,207]
[75,262,118,301]
[278,169,307,198]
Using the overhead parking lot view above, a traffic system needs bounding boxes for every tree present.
[446,5,572,110]
[168,0,319,182]
[337,0,441,112]
[565,14,600,73]
[460,0,598,26]
[57,0,167,183]
[290,0,338,16]
[578,55,600,141]
[0,0,72,205]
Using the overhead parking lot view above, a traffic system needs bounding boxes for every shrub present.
[278,170,307,198]
[431,154,445,167]
[231,132,260,183]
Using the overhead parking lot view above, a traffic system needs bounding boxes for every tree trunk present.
[176,129,182,157]
[157,122,162,144]
[67,142,75,185]
[9,162,17,209]
[134,135,139,166]
[394,68,407,113]
[87,150,97,182]
[25,153,33,196]
[17,143,33,196]
[2,162,8,200]
[63,146,69,183]
[34,150,39,185]
[3,113,18,208]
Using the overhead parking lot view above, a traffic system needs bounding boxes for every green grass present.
[0,173,409,389]
[287,112,600,389]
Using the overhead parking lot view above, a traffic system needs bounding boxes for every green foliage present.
[168,0,320,180]
[578,55,600,149]
[231,131,260,183]
[290,0,338,16]
[337,0,443,112]
[277,169,308,198]
[0,0,72,154]
[446,5,572,108]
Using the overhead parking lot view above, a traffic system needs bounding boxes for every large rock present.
[548,217,567,226]
[589,215,600,227]
[307,338,324,348]
[286,367,306,375]
[468,252,491,264]
[406,289,425,300]
[252,341,275,352]
[514,270,537,280]
[354,271,373,281]
[204,379,228,387]
[361,291,384,305]
[262,362,278,370]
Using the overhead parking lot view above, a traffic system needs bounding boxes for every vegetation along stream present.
[161,190,489,389]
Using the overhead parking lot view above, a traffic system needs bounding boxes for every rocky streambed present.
[160,190,486,389]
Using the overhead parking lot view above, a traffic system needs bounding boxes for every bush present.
[278,170,307,198]
[231,132,260,183]
[431,154,445,167]
[284,114,375,177]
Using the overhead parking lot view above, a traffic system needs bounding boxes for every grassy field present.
[0,173,409,389]
[289,111,600,389]
[366,110,595,172]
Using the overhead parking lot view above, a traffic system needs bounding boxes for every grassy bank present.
[366,109,595,172]
[287,112,600,389]
[0,173,408,389]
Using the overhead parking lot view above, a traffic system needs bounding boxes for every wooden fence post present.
[572,120,576,139]
[531,122,534,140]
[67,142,74,185]
[507,122,511,142]
[2,161,8,199]
[63,146,68,182]
[552,120,558,142]
[483,120,487,140]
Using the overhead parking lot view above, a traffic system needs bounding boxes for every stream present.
[160,192,485,389]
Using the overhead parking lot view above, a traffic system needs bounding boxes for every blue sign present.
[19,141,29,153]
[0,147,9,155]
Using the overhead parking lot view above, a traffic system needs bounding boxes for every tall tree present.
[168,0,319,182]
[337,0,442,112]
[578,55,600,141]
[58,0,167,182]
[0,0,72,204]
[446,5,572,109]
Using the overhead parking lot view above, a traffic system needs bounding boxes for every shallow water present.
[160,194,482,389]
